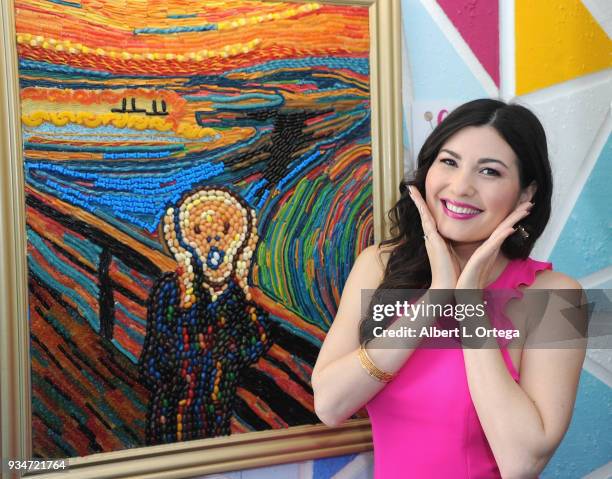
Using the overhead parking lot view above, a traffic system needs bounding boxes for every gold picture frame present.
[0,0,403,477]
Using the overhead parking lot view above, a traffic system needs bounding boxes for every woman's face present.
[425,125,533,244]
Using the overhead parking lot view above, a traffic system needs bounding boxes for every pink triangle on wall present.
[436,0,499,86]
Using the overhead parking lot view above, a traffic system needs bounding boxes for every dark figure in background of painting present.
[139,186,272,445]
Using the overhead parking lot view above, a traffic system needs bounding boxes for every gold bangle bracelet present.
[358,341,395,383]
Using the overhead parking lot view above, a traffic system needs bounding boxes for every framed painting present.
[0,0,403,476]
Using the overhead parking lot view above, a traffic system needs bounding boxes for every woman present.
[312,99,586,478]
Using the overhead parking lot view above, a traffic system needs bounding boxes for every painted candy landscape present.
[16,0,373,456]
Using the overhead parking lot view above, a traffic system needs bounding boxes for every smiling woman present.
[426,124,537,245]
[377,99,552,292]
[312,99,586,478]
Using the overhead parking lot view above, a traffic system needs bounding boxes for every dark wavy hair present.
[378,98,553,290]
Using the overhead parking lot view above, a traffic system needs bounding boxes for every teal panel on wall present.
[401,0,489,101]
[549,133,612,278]
[541,369,612,478]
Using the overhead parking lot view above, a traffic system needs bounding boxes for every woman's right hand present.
[408,185,460,289]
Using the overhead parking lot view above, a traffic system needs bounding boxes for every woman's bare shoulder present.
[527,269,582,290]
[357,243,395,278]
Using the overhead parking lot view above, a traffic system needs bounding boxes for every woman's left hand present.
[456,201,534,289]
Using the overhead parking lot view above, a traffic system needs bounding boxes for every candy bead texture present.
[139,186,272,444]
[20,0,371,456]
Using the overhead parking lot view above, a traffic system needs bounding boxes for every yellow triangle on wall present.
[516,0,612,95]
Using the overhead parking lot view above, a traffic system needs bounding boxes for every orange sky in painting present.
[15,0,369,75]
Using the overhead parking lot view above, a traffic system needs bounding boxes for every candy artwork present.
[18,0,374,457]
[140,187,272,444]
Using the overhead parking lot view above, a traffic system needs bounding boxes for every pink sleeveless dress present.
[365,257,552,478]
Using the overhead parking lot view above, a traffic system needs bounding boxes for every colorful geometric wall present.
[199,0,611,477]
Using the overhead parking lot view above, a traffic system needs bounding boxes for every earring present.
[515,224,530,240]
